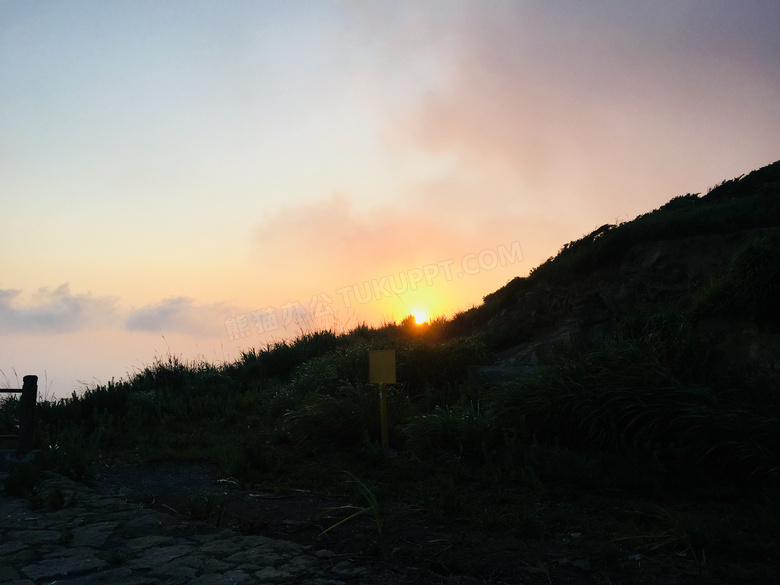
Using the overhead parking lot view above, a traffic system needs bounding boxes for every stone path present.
[0,471,378,585]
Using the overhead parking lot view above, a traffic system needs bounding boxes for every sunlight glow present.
[412,309,429,325]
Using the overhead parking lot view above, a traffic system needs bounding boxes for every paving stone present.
[267,539,304,554]
[41,507,85,527]
[150,559,201,580]
[240,534,281,549]
[235,562,263,574]
[278,554,318,574]
[0,565,20,581]
[126,543,197,569]
[0,547,37,566]
[48,545,105,559]
[190,569,256,585]
[150,553,205,577]
[8,528,63,543]
[0,541,29,555]
[90,496,133,508]
[226,545,281,565]
[21,550,108,580]
[96,508,142,523]
[330,560,368,578]
[71,520,119,547]
[192,528,237,543]
[255,566,293,584]
[36,542,71,557]
[203,558,233,573]
[125,534,175,550]
[54,567,134,584]
[120,512,166,533]
[98,545,133,565]
[199,534,247,556]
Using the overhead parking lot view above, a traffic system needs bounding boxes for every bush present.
[693,232,780,323]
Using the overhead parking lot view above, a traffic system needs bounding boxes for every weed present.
[39,424,101,481]
[188,494,227,526]
[321,471,384,556]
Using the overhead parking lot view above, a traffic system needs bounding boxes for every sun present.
[411,309,429,325]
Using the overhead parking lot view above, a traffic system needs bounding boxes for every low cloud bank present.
[0,285,234,339]
[0,284,119,334]
[125,297,232,338]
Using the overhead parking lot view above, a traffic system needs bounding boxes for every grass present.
[321,471,384,555]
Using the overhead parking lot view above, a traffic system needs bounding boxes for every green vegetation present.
[3,161,780,582]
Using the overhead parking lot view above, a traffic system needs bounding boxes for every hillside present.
[463,160,780,384]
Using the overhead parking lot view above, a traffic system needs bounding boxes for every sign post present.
[369,350,396,450]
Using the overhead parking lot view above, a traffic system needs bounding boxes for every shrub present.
[693,231,780,323]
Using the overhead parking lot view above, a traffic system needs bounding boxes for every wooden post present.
[17,375,37,457]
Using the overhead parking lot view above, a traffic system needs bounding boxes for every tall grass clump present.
[401,402,496,464]
[281,382,386,448]
[227,330,341,386]
[491,312,780,482]
[694,231,780,324]
[0,393,20,441]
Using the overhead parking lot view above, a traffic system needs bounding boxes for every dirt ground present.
[86,460,771,584]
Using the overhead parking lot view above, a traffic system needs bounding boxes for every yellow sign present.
[369,349,396,450]
[369,349,396,384]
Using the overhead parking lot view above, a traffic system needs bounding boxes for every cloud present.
[252,192,503,285]
[0,284,119,334]
[125,297,234,338]
[375,3,780,218]
[0,285,240,339]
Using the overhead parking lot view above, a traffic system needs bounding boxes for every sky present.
[1,1,779,398]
